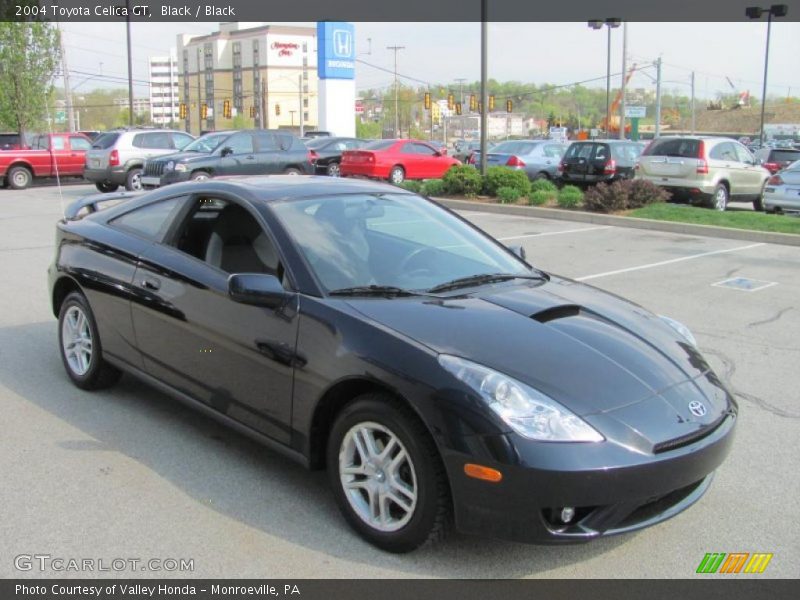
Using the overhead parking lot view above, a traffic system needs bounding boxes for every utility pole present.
[196,47,202,135]
[654,57,662,138]
[480,0,488,175]
[387,45,405,137]
[690,71,696,134]
[619,21,628,139]
[125,0,134,126]
[455,78,467,106]
[57,24,76,133]
[298,74,304,137]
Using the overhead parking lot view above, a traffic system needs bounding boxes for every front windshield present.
[271,193,531,293]
[182,132,231,153]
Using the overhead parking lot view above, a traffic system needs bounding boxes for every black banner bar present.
[1,0,800,22]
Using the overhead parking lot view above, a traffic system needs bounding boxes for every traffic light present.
[469,94,477,112]
[424,92,431,110]
[447,94,454,110]
[489,95,495,111]
[275,103,281,116]
[179,103,187,119]
[506,99,513,113]
[223,99,231,119]
[455,102,462,116]
[249,106,256,118]
[200,103,208,120]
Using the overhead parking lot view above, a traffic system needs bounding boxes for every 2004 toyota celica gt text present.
[48,176,737,553]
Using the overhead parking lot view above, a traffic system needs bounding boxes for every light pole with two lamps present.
[588,18,621,136]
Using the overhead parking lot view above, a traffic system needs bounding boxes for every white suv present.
[83,128,195,192]
[636,136,770,210]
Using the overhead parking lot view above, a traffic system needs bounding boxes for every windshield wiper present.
[427,272,547,294]
[329,285,423,298]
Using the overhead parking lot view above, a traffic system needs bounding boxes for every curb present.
[435,198,800,247]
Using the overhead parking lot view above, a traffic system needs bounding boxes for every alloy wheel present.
[338,421,418,532]
[61,305,93,376]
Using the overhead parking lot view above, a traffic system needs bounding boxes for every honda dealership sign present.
[317,21,355,79]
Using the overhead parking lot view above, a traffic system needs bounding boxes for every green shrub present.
[484,166,531,197]
[398,180,422,193]
[443,165,484,197]
[496,186,522,204]
[420,178,446,197]
[626,178,671,208]
[583,181,629,213]
[557,185,583,208]
[528,190,553,206]
[530,178,558,194]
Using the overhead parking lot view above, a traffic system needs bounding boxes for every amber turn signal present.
[464,463,503,483]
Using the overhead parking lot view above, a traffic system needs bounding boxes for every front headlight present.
[173,163,188,172]
[438,355,604,442]
[165,161,174,171]
[659,315,697,347]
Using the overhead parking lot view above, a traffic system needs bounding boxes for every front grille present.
[653,414,729,454]
[615,478,705,529]
[144,161,165,177]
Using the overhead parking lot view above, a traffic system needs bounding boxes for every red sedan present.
[340,139,460,184]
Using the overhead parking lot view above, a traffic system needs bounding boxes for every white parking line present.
[576,243,766,281]
[498,226,611,241]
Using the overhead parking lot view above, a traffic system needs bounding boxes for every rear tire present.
[711,184,728,211]
[327,393,451,553]
[534,172,549,181]
[95,182,119,193]
[8,166,32,190]
[283,167,302,176]
[58,291,122,390]
[125,168,143,191]
[389,166,405,185]
[326,162,341,177]
[753,183,766,212]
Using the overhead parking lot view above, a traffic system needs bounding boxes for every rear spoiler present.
[64,191,143,220]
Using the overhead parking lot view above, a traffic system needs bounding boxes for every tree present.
[0,22,61,138]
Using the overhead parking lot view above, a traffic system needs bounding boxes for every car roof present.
[192,175,413,202]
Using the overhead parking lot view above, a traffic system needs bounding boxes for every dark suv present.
[143,129,312,188]
[754,147,800,174]
[558,140,644,186]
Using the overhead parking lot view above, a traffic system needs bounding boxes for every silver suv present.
[83,128,195,192]
[636,136,770,210]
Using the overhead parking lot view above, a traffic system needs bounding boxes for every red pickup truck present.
[0,133,92,190]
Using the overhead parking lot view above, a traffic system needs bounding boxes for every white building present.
[149,51,180,126]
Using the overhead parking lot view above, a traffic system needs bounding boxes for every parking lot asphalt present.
[1,183,798,579]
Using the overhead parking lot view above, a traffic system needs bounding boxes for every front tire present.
[8,166,32,190]
[326,162,341,177]
[190,171,210,182]
[125,168,143,191]
[389,165,405,185]
[58,292,122,390]
[327,393,451,553]
[95,182,119,193]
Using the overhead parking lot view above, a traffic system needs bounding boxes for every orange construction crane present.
[601,63,637,134]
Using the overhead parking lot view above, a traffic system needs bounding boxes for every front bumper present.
[444,412,736,544]
[83,166,127,185]
[159,170,192,186]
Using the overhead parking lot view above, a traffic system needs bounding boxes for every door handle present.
[245,155,256,160]
[141,277,161,291]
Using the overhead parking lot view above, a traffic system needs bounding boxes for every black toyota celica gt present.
[48,176,736,553]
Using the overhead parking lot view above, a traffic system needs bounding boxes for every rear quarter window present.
[109,197,185,241]
[92,133,120,149]
[644,138,700,158]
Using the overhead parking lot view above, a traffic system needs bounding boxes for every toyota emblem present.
[688,400,707,417]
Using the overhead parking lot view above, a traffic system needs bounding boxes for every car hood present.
[346,277,734,446]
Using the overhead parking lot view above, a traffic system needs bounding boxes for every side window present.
[544,145,563,158]
[51,136,66,151]
[413,143,437,156]
[400,143,418,154]
[132,134,145,148]
[69,137,91,151]
[733,143,754,164]
[110,197,186,241]
[172,133,194,150]
[223,133,254,155]
[254,132,278,151]
[710,143,737,162]
[593,145,609,161]
[141,132,172,149]
[172,198,282,278]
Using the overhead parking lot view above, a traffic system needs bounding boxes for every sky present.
[58,21,800,101]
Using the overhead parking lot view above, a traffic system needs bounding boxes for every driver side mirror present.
[508,244,526,261]
[228,273,289,308]
[220,147,233,157]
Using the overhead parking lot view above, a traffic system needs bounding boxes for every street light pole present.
[387,45,405,137]
[480,0,488,176]
[588,18,621,137]
[125,0,134,126]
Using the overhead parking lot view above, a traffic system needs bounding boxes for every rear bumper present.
[445,412,736,544]
[83,166,127,185]
[763,188,800,211]
[341,163,387,178]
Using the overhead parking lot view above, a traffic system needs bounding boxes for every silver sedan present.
[470,140,567,181]
[763,160,800,213]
